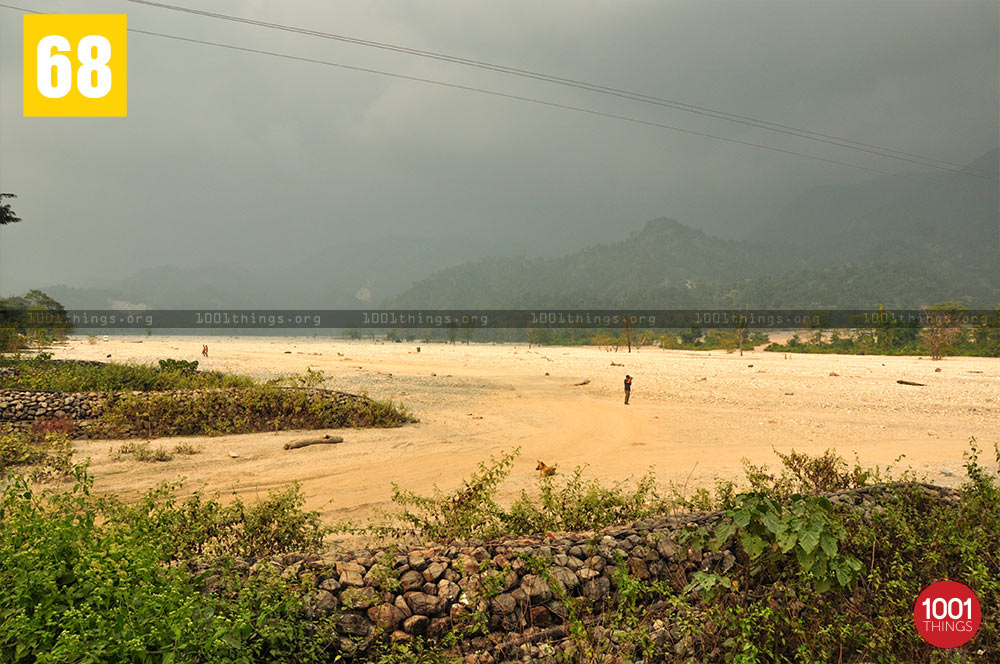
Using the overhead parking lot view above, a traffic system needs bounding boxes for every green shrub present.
[172,442,202,456]
[0,468,338,662]
[113,441,174,462]
[683,493,864,593]
[372,448,519,541]
[113,482,329,560]
[358,448,672,541]
[93,387,411,438]
[507,466,670,533]
[0,431,72,478]
[741,448,881,500]
[158,358,199,373]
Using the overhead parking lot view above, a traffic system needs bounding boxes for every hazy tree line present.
[348,301,999,359]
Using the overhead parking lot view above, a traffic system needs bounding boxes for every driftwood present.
[573,379,591,386]
[896,380,926,386]
[284,435,344,450]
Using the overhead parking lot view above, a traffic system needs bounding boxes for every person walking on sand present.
[202,344,209,357]
[624,374,632,404]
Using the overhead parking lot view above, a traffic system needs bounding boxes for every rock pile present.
[0,390,103,423]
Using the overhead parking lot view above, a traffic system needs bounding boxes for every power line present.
[124,0,994,180]
[0,2,982,185]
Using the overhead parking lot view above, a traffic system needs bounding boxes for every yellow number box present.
[23,14,127,117]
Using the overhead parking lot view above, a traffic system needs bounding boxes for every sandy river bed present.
[45,336,999,522]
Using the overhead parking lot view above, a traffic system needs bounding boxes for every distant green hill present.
[391,150,999,309]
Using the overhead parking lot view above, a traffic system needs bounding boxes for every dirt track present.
[50,336,999,522]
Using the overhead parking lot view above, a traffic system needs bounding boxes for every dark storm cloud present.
[1,0,997,293]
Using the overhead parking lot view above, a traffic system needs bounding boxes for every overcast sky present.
[1,0,997,295]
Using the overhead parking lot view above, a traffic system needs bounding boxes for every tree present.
[620,309,634,353]
[0,290,71,352]
[735,306,750,356]
[679,326,702,346]
[0,193,21,225]
[921,302,967,361]
[461,322,474,345]
[807,309,831,345]
[527,327,551,347]
[971,306,1000,357]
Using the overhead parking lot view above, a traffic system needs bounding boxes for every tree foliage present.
[0,193,20,225]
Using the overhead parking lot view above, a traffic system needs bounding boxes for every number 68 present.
[37,34,112,99]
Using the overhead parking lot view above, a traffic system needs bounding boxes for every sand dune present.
[50,336,999,522]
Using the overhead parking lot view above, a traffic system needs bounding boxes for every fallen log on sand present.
[896,380,926,386]
[284,435,344,450]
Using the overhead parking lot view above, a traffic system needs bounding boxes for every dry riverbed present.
[49,336,999,522]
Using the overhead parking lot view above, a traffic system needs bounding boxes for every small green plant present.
[685,493,864,593]
[684,569,736,600]
[366,547,402,592]
[172,442,202,455]
[113,441,173,462]
[360,448,674,542]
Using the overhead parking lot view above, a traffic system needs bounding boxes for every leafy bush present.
[93,387,411,438]
[158,358,199,373]
[0,431,72,478]
[0,469,337,662]
[741,447,881,500]
[507,466,670,533]
[358,448,672,541]
[373,448,519,541]
[113,481,329,559]
[684,493,864,593]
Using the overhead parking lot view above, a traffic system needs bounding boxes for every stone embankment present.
[198,483,959,662]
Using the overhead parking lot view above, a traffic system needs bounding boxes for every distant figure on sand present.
[624,374,632,404]
[202,344,209,357]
